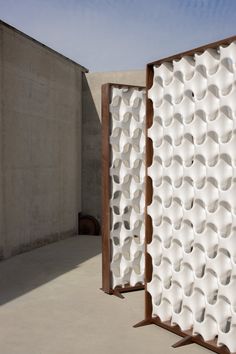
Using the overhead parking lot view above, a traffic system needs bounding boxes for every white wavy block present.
[221,86,236,113]
[153,298,173,322]
[109,86,146,289]
[154,136,173,163]
[205,249,232,283]
[183,200,206,233]
[155,98,174,127]
[208,63,234,96]
[183,112,207,143]
[220,41,236,63]
[148,117,164,146]
[172,178,194,210]
[164,75,184,104]
[218,324,236,353]
[162,240,183,270]
[152,217,172,247]
[184,156,206,188]
[130,240,144,260]
[205,296,232,334]
[194,224,218,257]
[147,275,163,304]
[194,48,219,75]
[195,89,219,121]
[152,62,173,86]
[148,197,162,224]
[194,269,218,300]
[206,203,232,237]
[148,158,163,187]
[219,180,236,213]
[165,114,184,146]
[162,158,184,187]
[173,56,195,81]
[183,289,205,323]
[171,262,194,294]
[218,228,236,263]
[162,281,183,308]
[152,259,172,286]
[194,133,219,166]
[194,179,219,213]
[130,250,145,286]
[130,270,144,287]
[219,131,236,166]
[184,69,208,100]
[147,236,162,265]
[182,244,206,277]
[172,220,194,252]
[149,82,163,108]
[171,306,193,331]
[193,315,218,341]
[153,178,172,207]
[173,93,195,123]
[206,157,233,189]
[173,134,194,165]
[218,275,236,311]
[207,112,233,143]
[163,203,183,229]
[131,206,145,224]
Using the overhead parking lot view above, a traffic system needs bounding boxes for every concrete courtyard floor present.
[0,236,209,354]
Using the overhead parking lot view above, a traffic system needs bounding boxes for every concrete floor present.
[0,236,210,354]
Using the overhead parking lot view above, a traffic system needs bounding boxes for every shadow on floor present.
[0,235,101,305]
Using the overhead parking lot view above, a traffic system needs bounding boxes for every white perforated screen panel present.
[108,86,146,289]
[147,43,236,352]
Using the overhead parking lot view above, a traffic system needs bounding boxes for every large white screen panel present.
[147,42,236,352]
[109,86,146,288]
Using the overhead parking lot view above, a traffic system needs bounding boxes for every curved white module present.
[110,86,146,288]
[147,42,236,353]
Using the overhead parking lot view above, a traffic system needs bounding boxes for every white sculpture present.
[147,41,236,353]
[110,86,146,288]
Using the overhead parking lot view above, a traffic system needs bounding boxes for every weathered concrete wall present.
[82,71,145,222]
[0,27,4,259]
[0,22,86,259]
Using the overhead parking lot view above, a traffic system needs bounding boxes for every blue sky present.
[0,0,236,72]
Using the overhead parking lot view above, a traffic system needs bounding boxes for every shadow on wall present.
[0,235,101,305]
[82,76,102,222]
[81,71,145,222]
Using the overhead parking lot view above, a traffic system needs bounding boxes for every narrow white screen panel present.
[109,86,146,289]
[147,43,236,352]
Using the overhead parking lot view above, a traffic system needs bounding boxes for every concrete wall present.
[0,22,86,259]
[82,71,145,222]
[0,27,3,259]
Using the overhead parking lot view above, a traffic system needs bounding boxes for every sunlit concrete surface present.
[0,236,209,354]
